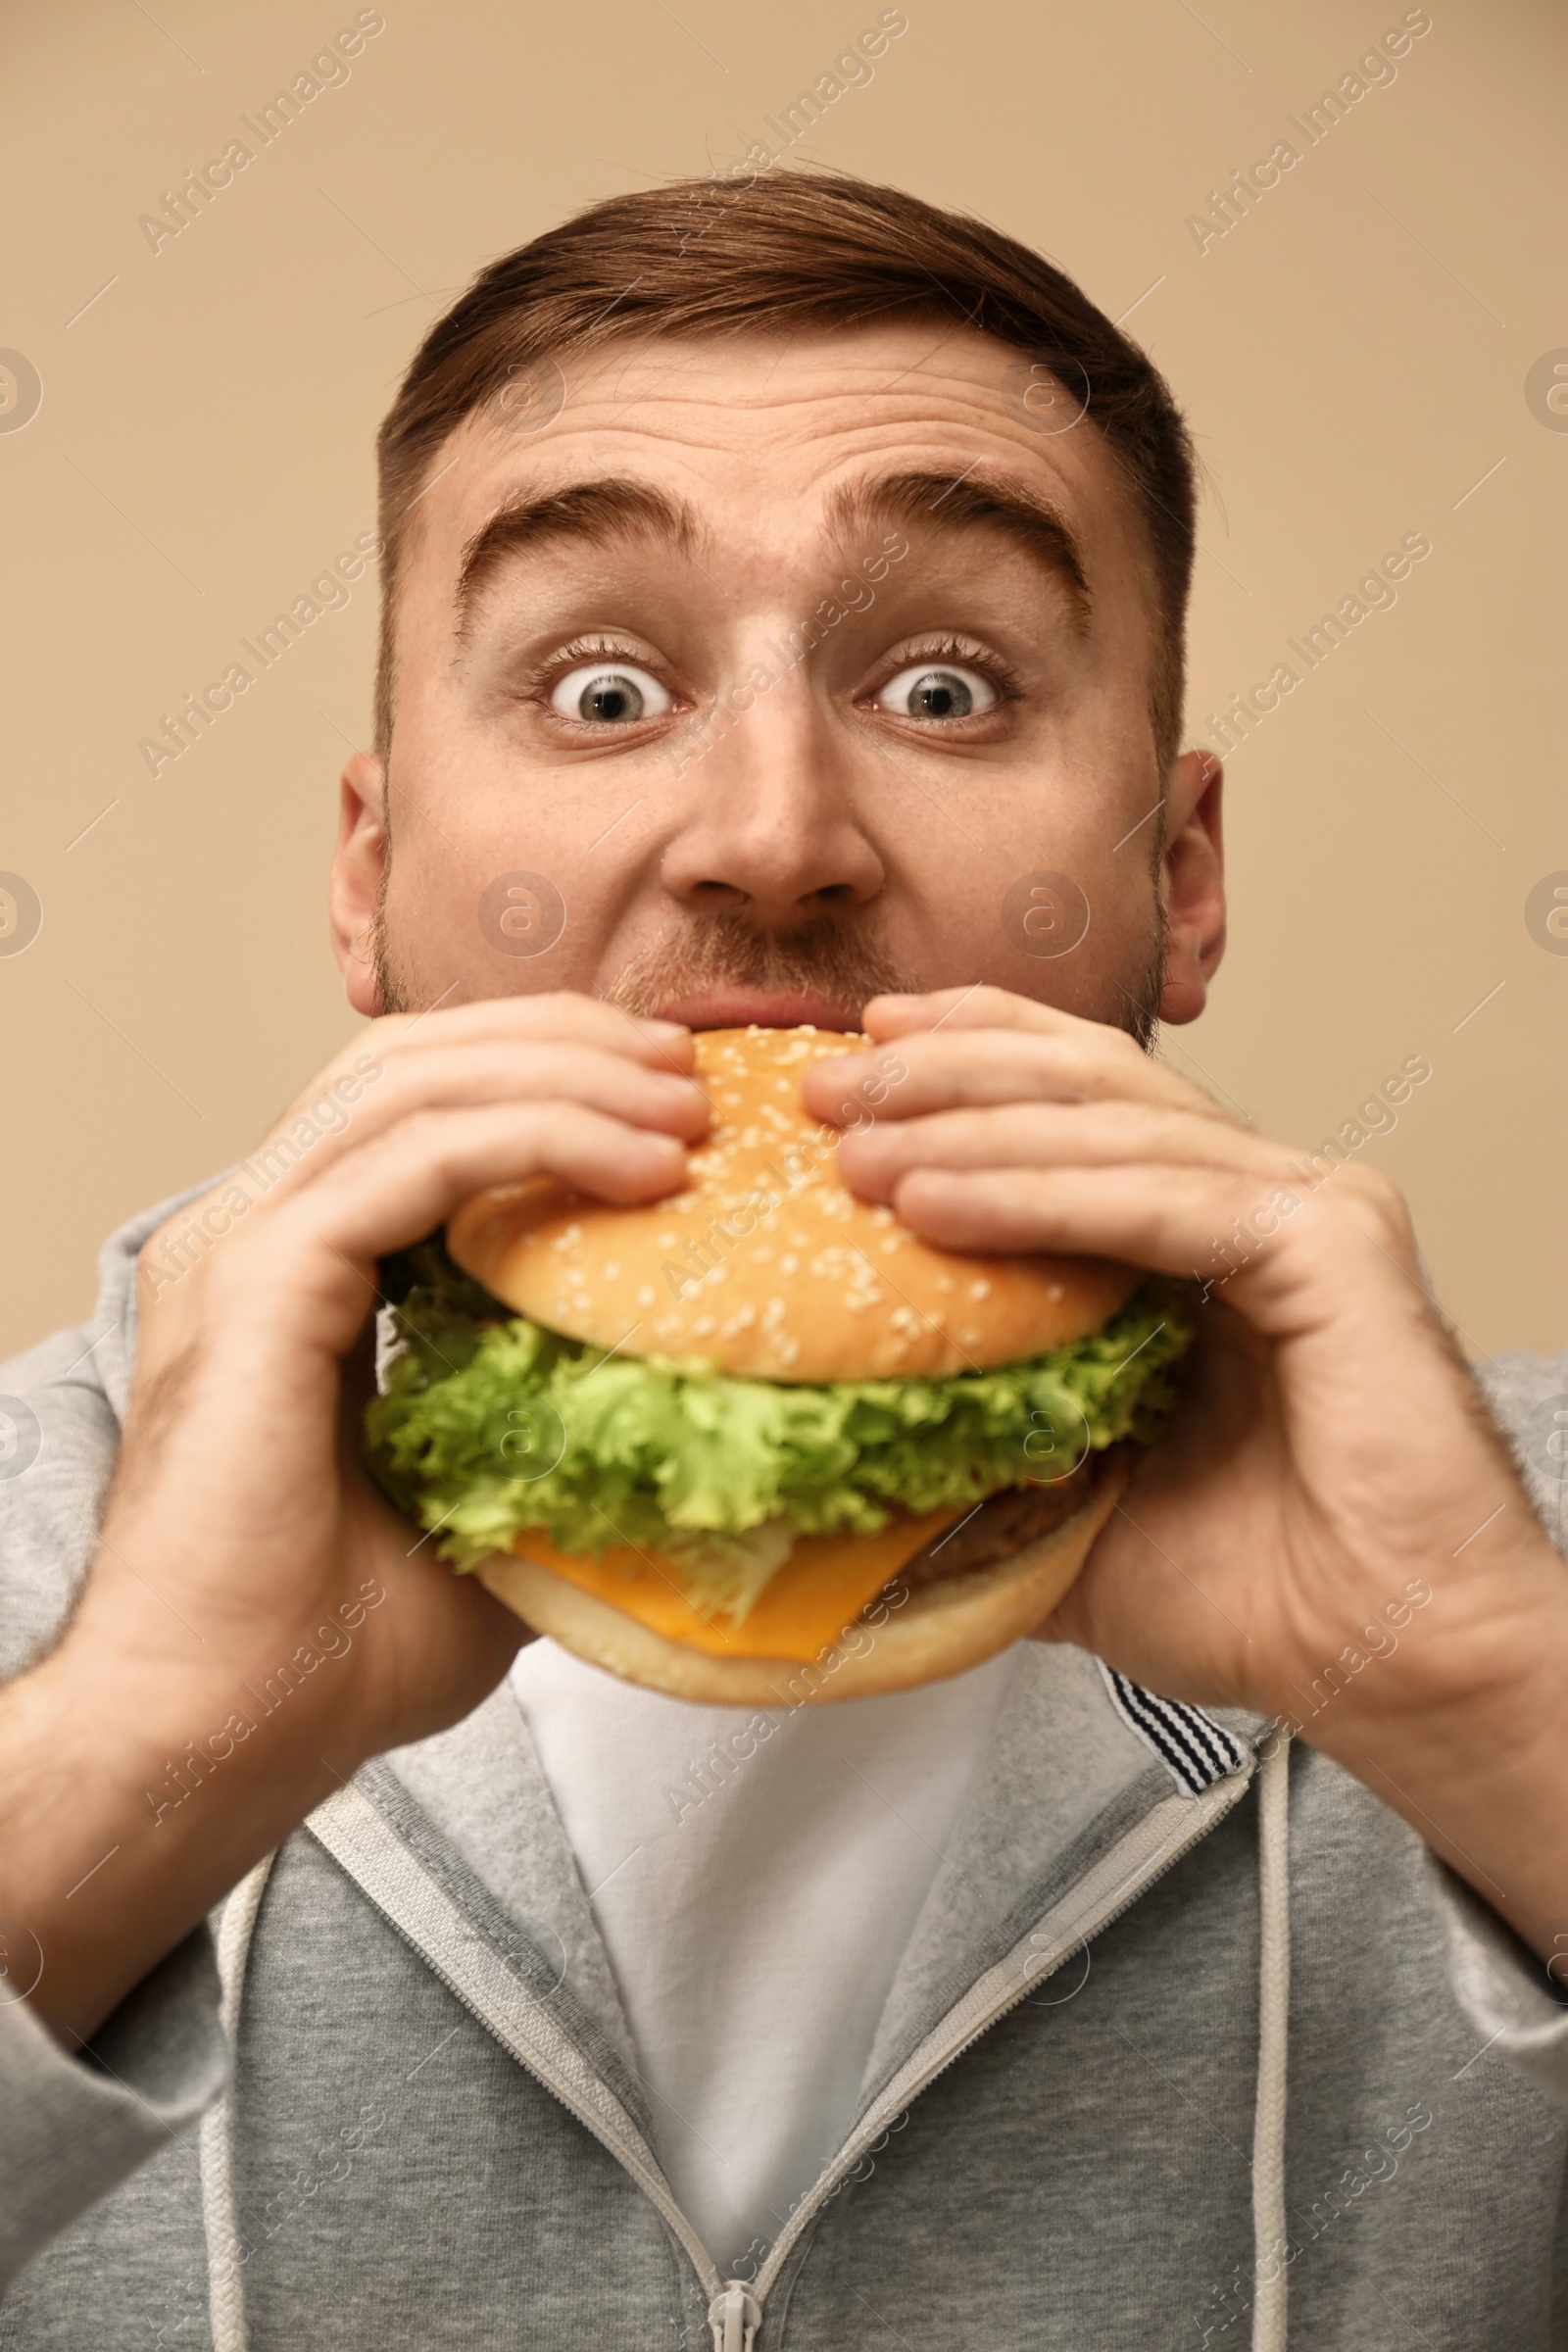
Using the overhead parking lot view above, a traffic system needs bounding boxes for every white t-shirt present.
[509,1639,1019,2275]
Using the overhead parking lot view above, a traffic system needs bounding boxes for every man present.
[1,173,1564,2349]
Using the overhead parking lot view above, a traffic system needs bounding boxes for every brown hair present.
[373,172,1197,763]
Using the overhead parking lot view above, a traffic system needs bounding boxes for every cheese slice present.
[510,1508,959,1663]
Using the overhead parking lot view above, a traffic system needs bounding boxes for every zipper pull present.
[708,2280,762,2351]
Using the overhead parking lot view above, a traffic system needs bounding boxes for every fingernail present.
[640,1017,688,1038]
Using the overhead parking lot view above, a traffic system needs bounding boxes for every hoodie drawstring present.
[200,1852,276,2352]
[194,1742,1289,2351]
[1250,1730,1292,2352]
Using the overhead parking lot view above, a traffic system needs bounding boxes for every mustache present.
[600,914,922,1019]
[373,906,1165,1048]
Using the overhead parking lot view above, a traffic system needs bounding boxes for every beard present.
[372,895,1166,1049]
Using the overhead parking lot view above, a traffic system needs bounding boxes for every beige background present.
[2,0,1563,1363]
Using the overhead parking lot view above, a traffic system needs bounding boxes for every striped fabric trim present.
[1097,1662,1249,1795]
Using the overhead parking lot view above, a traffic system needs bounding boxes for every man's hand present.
[805,987,1568,1965]
[1,996,708,2042]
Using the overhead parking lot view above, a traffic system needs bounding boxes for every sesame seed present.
[969,1278,991,1299]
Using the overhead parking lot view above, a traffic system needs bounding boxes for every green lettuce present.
[365,1240,1196,1614]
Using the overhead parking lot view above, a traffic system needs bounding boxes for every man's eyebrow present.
[827,468,1092,623]
[454,476,697,632]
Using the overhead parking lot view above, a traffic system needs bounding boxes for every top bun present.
[446,1025,1139,1384]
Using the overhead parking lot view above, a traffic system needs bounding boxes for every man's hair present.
[373,172,1198,765]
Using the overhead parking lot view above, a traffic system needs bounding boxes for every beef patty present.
[872,1446,1121,1605]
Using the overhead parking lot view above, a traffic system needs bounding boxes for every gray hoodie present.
[1,1191,1565,2351]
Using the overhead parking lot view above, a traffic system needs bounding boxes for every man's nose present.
[658,666,886,925]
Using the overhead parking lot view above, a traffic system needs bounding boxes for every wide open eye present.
[875,662,997,720]
[547,662,672,723]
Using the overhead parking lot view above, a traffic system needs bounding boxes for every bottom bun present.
[474,1452,1128,1706]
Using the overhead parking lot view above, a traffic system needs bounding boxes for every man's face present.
[332,320,1221,1034]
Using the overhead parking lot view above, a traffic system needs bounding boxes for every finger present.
[890,1162,1264,1267]
[885,1162,1417,1331]
[859,984,1087,1041]
[213,1101,695,1352]
[303,1039,710,1166]
[835,1102,1289,1200]
[283,995,696,1124]
[262,1039,709,1199]
[804,1027,1216,1127]
[368,991,692,1068]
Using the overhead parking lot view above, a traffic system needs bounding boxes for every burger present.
[366,1025,1193,1705]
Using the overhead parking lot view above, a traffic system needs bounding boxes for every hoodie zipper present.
[310,1757,1252,2346]
[746,1761,1255,2310]
[708,2280,763,2350]
[306,1787,727,2300]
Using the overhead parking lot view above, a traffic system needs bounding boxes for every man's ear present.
[328,751,387,1017]
[1157,748,1225,1026]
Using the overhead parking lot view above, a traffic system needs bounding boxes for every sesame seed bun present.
[446,1024,1139,1384]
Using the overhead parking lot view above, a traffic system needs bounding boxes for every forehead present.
[403,319,1146,589]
